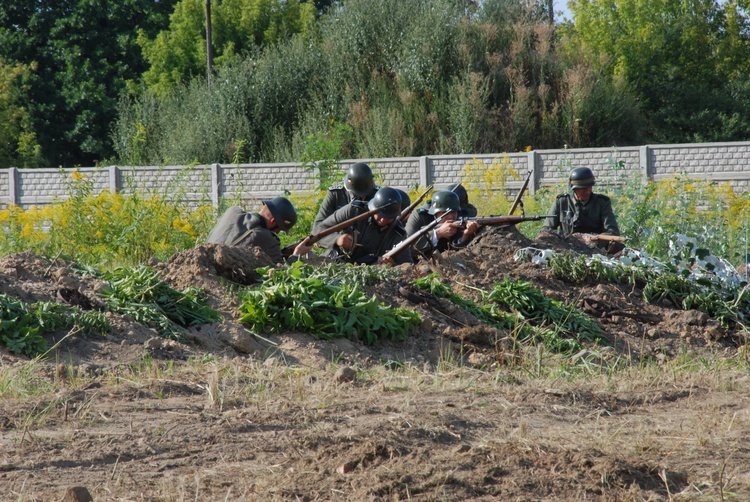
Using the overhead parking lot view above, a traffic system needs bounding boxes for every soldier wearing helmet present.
[315,186,411,265]
[206,196,304,263]
[405,190,480,260]
[445,183,478,217]
[542,167,620,238]
[312,162,379,244]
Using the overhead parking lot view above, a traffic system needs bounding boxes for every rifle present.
[381,212,448,261]
[399,185,433,222]
[573,233,627,242]
[508,170,533,216]
[281,201,398,258]
[455,214,554,227]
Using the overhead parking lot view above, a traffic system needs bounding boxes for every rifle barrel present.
[399,185,434,222]
[461,214,555,226]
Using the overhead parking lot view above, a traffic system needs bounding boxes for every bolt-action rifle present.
[399,185,433,222]
[381,212,449,262]
[281,201,398,258]
[454,214,554,228]
[508,170,533,216]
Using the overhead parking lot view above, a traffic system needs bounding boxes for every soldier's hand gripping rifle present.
[380,212,448,263]
[399,185,434,222]
[281,201,398,258]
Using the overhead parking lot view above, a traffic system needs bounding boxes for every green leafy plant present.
[237,261,420,345]
[0,294,110,358]
[484,279,603,348]
[96,265,221,341]
[413,274,599,353]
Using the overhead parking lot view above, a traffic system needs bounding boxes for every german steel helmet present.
[569,167,596,188]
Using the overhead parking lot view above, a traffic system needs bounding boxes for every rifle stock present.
[281,201,397,258]
[574,233,627,242]
[508,170,533,216]
[399,185,433,222]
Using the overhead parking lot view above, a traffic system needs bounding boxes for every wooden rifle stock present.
[574,233,627,242]
[281,201,397,258]
[508,170,533,216]
[399,185,434,222]
[382,213,447,260]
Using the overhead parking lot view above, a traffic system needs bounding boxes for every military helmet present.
[367,187,401,219]
[569,167,596,188]
[263,196,297,232]
[395,189,411,211]
[428,190,461,215]
[445,183,469,210]
[344,162,375,197]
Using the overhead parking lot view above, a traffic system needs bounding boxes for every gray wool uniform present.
[312,185,379,248]
[542,193,620,236]
[206,206,284,263]
[405,208,470,260]
[316,201,411,265]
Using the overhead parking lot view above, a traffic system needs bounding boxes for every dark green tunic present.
[317,201,411,265]
[542,193,620,236]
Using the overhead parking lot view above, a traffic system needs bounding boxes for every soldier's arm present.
[247,229,284,264]
[316,204,359,250]
[541,198,561,231]
[405,211,435,257]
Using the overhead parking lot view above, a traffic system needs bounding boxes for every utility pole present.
[206,0,214,89]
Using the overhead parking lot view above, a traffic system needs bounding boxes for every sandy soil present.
[1,227,749,501]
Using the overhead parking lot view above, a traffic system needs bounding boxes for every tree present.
[138,0,317,95]
[0,0,178,167]
[565,0,750,142]
[0,60,42,167]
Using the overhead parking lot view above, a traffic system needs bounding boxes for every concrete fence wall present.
[5,141,749,210]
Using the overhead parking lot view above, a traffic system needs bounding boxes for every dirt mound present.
[157,243,275,289]
[3,236,749,501]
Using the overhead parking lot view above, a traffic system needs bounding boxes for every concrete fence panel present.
[2,141,749,210]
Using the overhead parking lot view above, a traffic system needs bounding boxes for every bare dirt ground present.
[2,227,750,501]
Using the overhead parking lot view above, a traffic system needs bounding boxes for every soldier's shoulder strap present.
[593,193,612,202]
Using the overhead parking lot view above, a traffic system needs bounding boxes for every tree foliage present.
[0,60,42,167]
[138,0,317,95]
[5,0,750,168]
[0,0,178,167]
[565,0,750,142]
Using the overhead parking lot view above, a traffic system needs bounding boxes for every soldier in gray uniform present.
[312,162,378,243]
[405,190,480,261]
[542,167,620,236]
[316,187,412,266]
[421,183,478,218]
[206,196,300,263]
